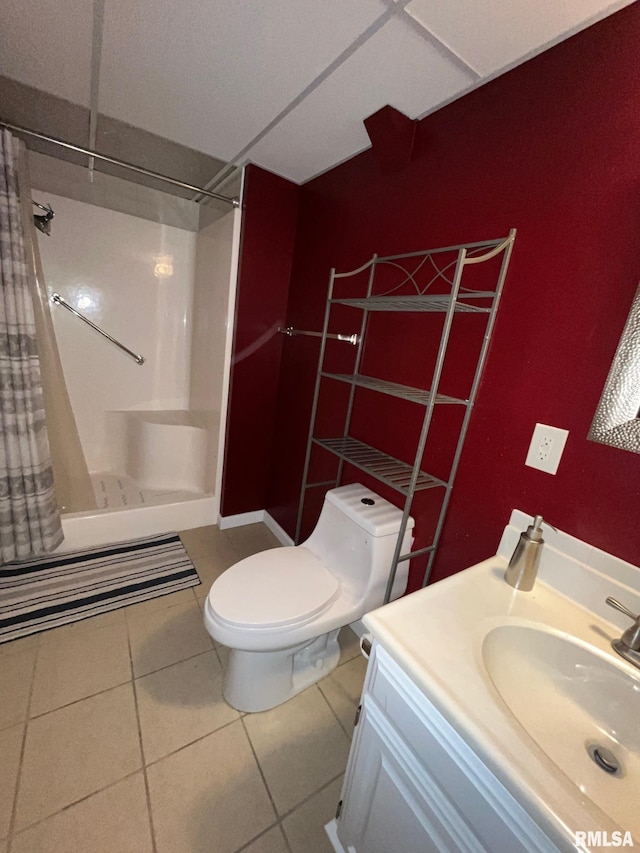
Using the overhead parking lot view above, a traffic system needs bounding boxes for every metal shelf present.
[296,229,517,597]
[331,293,494,313]
[322,373,468,406]
[313,437,446,495]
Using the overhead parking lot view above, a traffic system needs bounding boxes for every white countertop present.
[363,553,639,850]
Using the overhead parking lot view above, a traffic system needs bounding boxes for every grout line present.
[238,686,348,850]
[8,768,143,839]
[22,644,216,725]
[26,676,131,722]
[142,715,241,771]
[125,612,158,853]
[238,716,285,833]
[233,821,290,853]
[276,770,346,824]
[131,644,215,682]
[317,679,356,742]
[5,632,40,852]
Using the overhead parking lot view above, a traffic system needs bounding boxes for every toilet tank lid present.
[325,484,415,537]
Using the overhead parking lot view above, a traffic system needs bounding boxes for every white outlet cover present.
[525,423,569,475]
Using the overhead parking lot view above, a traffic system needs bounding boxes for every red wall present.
[221,165,299,516]
[261,3,640,589]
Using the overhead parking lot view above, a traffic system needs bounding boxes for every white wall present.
[36,192,196,472]
[190,209,237,493]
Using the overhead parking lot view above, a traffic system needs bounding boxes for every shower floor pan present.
[59,472,216,552]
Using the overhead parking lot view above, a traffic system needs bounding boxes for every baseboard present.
[263,512,294,546]
[217,510,265,529]
[216,509,295,547]
[325,820,346,853]
[348,619,369,639]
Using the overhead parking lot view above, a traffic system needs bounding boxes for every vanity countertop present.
[364,514,640,850]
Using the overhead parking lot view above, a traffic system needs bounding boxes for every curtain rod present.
[0,120,239,207]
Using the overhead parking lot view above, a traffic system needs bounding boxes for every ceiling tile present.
[0,0,94,106]
[404,0,636,76]
[99,0,387,162]
[243,16,475,183]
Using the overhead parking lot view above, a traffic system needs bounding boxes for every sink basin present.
[482,624,640,830]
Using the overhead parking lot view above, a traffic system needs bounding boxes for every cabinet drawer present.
[365,645,557,853]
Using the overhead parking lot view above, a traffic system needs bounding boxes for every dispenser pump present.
[504,515,545,591]
[527,515,544,542]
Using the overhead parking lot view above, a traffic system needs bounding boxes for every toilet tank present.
[303,484,415,608]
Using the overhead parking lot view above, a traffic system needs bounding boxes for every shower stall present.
[35,190,241,551]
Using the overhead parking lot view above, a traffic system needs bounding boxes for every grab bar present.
[278,326,360,346]
[50,293,145,365]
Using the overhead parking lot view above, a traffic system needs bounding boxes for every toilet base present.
[222,629,341,712]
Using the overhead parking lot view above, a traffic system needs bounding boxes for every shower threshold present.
[58,472,216,552]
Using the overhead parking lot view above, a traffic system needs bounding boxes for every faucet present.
[606,597,640,670]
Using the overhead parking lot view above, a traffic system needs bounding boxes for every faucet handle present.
[606,597,639,622]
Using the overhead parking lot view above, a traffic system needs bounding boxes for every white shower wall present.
[35,192,196,473]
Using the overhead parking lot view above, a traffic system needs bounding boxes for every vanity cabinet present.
[329,644,559,853]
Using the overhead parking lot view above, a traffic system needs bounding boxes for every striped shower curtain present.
[0,128,63,563]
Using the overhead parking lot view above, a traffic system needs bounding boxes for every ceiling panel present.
[99,0,387,162]
[0,0,94,106]
[242,16,475,183]
[404,0,636,76]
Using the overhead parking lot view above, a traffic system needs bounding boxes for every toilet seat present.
[208,546,340,630]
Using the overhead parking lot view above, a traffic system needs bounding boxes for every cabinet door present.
[337,701,481,853]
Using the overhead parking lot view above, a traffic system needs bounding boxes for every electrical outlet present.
[537,434,553,462]
[525,423,569,474]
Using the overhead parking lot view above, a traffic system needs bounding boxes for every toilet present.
[203,483,414,712]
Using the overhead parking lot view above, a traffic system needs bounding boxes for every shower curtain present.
[0,128,63,562]
[16,137,96,517]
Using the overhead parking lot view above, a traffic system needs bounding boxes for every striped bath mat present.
[0,533,200,644]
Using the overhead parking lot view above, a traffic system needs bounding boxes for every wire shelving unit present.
[295,229,517,599]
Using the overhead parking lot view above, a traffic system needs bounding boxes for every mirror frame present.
[588,282,640,454]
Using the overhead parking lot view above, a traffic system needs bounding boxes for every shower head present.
[33,201,54,236]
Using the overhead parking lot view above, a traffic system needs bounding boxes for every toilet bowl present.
[204,484,414,712]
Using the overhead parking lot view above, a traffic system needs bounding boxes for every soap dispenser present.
[504,515,544,591]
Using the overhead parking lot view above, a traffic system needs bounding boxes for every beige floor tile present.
[215,643,230,670]
[0,647,36,731]
[180,525,235,561]
[148,720,275,853]
[127,600,213,677]
[283,777,343,853]
[30,621,131,716]
[40,607,126,644]
[15,683,141,829]
[190,547,240,596]
[11,773,153,853]
[338,627,362,664]
[0,633,38,659]
[0,723,24,838]
[318,656,368,734]
[0,838,5,853]
[244,686,350,815]
[124,587,197,618]
[242,825,289,852]
[224,524,280,559]
[136,649,238,764]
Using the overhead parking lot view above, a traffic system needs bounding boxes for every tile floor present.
[0,523,367,853]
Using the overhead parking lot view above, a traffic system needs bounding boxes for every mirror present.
[588,283,640,454]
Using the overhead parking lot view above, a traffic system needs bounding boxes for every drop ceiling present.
[0,0,634,188]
